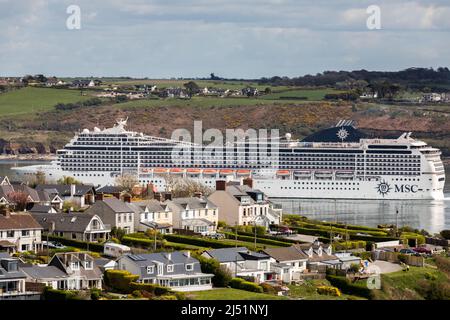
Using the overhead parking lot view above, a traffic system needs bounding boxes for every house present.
[95,185,124,200]
[262,246,309,283]
[117,251,213,292]
[94,258,117,272]
[35,184,95,208]
[29,204,59,214]
[0,253,40,300]
[166,197,218,235]
[0,176,11,186]
[0,206,43,253]
[47,252,103,289]
[208,180,282,228]
[84,198,135,234]
[202,247,273,283]
[21,265,71,291]
[130,199,173,234]
[31,212,111,243]
[0,182,63,210]
[334,252,362,270]
[295,241,341,270]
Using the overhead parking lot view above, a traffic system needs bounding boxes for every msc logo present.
[376,181,419,196]
[376,181,392,197]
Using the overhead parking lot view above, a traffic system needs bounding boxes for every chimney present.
[243,178,253,189]
[194,192,202,199]
[70,184,76,197]
[164,192,172,201]
[166,252,172,261]
[185,251,190,258]
[216,180,226,191]
[123,194,132,203]
[0,205,11,218]
[95,193,104,201]
[154,192,162,202]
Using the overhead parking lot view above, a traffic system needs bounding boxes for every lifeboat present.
[220,169,235,175]
[203,169,217,176]
[276,170,290,176]
[153,168,169,174]
[335,170,354,176]
[237,169,251,176]
[186,168,201,175]
[293,170,311,177]
[314,170,333,178]
[170,168,184,174]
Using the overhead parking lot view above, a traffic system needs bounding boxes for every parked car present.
[412,247,432,255]
[208,233,225,240]
[399,248,419,255]
[42,241,66,249]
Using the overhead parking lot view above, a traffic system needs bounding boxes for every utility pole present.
[254,221,257,251]
[235,221,238,248]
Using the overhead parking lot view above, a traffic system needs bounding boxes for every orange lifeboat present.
[276,170,290,176]
[237,169,251,176]
[203,169,217,175]
[153,168,169,174]
[170,168,184,174]
[186,168,201,175]
[220,169,235,175]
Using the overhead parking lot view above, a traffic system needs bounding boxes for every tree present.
[115,174,138,192]
[34,171,46,186]
[111,227,126,241]
[183,81,200,97]
[194,255,232,287]
[6,191,29,211]
[57,176,81,185]
[440,230,450,240]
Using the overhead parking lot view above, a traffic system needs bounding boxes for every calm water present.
[1,160,449,233]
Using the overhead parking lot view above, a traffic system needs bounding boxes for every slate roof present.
[31,212,101,233]
[203,247,248,263]
[133,199,169,213]
[169,197,218,210]
[0,212,43,231]
[123,251,197,267]
[21,265,69,280]
[29,204,57,214]
[96,186,124,194]
[263,246,309,262]
[100,198,135,213]
[35,184,95,197]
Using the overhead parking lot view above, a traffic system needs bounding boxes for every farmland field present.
[0,87,93,116]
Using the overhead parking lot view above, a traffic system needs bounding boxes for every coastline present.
[0,154,56,161]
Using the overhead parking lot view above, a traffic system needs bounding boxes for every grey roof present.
[99,198,135,213]
[170,197,217,210]
[29,204,57,214]
[204,247,249,263]
[182,218,215,227]
[31,212,100,233]
[133,199,169,213]
[123,251,197,267]
[0,257,27,279]
[96,186,124,194]
[94,258,116,268]
[263,246,309,262]
[21,265,69,280]
[35,184,95,197]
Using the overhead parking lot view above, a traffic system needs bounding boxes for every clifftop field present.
[1,81,450,158]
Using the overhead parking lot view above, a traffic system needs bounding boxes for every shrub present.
[348,263,361,273]
[47,235,104,252]
[317,286,341,297]
[153,295,178,300]
[260,283,277,294]
[195,254,232,287]
[132,290,143,298]
[222,232,292,247]
[229,278,263,293]
[104,270,139,293]
[90,288,101,300]
[326,275,373,299]
[43,287,79,300]
[440,230,450,240]
[121,236,164,249]
[129,282,171,296]
[398,254,408,264]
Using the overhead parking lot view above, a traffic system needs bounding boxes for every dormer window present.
[167,265,174,272]
[84,261,93,269]
[147,266,155,274]
[71,262,79,270]
[185,264,194,271]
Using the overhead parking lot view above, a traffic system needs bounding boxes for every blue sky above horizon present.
[1,0,450,78]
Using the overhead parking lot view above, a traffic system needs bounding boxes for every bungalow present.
[262,246,309,283]
[84,198,135,234]
[202,247,272,283]
[166,197,218,235]
[295,241,342,270]
[31,212,110,243]
[0,206,43,253]
[117,251,213,292]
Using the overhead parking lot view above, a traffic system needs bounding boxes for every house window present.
[21,230,30,237]
[185,264,194,271]
[72,233,77,239]
[84,261,93,269]
[21,244,29,251]
[147,266,155,274]
[7,230,14,238]
[167,265,174,273]
[71,262,79,270]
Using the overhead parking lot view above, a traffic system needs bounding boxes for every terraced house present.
[85,198,135,234]
[117,251,214,292]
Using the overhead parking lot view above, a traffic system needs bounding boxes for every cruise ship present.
[12,119,446,200]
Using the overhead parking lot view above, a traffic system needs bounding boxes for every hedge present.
[104,269,139,293]
[121,236,164,248]
[222,232,292,247]
[163,234,237,249]
[332,241,366,251]
[47,235,104,252]
[130,282,172,296]
[326,275,373,299]
[229,278,263,293]
[43,287,80,300]
[317,285,341,297]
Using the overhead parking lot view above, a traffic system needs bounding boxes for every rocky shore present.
[0,154,56,161]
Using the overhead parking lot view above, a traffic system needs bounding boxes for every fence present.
[372,251,424,267]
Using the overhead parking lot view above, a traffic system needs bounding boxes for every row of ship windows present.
[280,186,361,191]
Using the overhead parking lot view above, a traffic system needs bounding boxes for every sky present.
[1,0,450,78]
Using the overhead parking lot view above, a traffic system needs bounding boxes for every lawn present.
[287,279,365,300]
[0,87,92,116]
[187,288,287,300]
[261,88,343,101]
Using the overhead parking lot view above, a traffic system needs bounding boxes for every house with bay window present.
[167,197,218,235]
[117,251,213,292]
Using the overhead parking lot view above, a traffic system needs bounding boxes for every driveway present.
[369,260,403,274]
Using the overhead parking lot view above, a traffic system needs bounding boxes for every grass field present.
[287,279,365,300]
[187,288,288,300]
[0,87,92,116]
[261,88,342,101]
